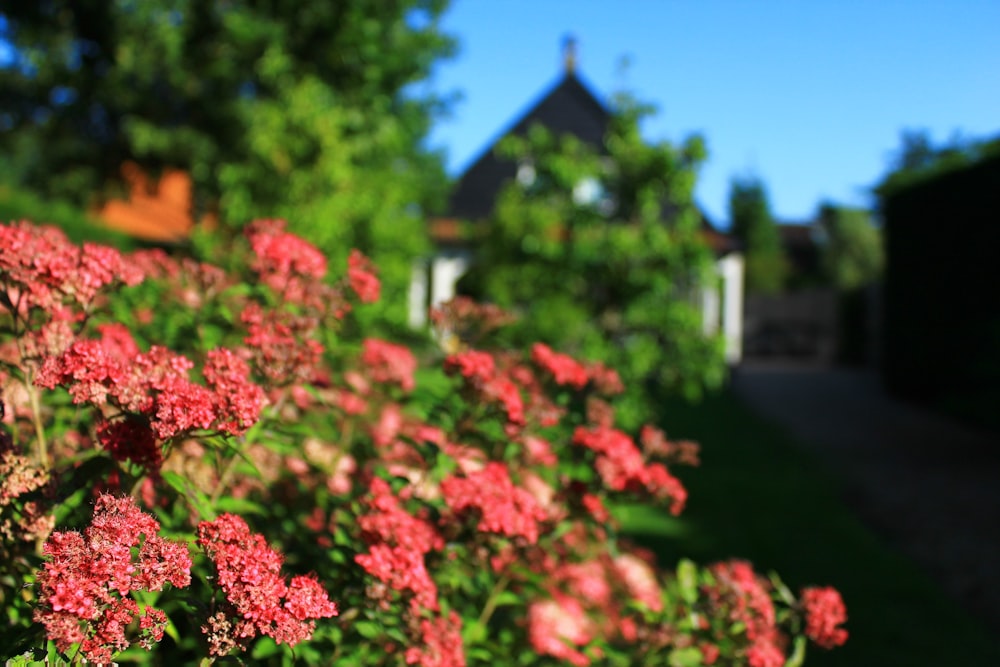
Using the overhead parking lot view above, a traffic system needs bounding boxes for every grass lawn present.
[616,390,1000,666]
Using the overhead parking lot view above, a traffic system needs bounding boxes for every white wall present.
[409,250,472,328]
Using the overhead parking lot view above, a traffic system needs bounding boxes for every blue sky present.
[422,1,1000,226]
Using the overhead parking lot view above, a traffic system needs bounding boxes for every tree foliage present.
[0,0,455,328]
[878,128,1000,196]
[459,97,725,413]
[817,203,883,290]
[727,175,787,294]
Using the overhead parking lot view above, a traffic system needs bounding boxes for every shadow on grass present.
[615,390,1000,667]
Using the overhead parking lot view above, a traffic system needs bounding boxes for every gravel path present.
[731,363,1000,635]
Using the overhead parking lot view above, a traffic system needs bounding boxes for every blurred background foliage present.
[0,0,456,330]
[457,98,726,419]
[727,175,787,295]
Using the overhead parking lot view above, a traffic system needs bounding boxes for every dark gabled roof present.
[777,221,824,277]
[446,72,611,221]
[440,67,738,256]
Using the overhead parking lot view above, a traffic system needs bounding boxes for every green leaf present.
[161,471,215,520]
[668,646,704,667]
[354,620,383,639]
[462,619,487,645]
[676,558,699,604]
[493,590,523,607]
[784,635,807,667]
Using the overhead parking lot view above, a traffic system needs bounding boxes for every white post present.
[430,252,472,311]
[719,253,745,364]
[408,259,429,329]
[701,282,721,336]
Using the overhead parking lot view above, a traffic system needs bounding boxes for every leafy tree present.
[459,97,725,413]
[817,203,883,290]
[727,174,787,294]
[0,0,455,328]
[879,129,1000,196]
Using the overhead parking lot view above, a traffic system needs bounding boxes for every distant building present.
[97,162,206,243]
[776,221,825,285]
[414,44,745,363]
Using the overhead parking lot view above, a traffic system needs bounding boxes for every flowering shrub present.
[0,219,847,665]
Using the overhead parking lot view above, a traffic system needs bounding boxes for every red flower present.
[355,478,443,611]
[573,426,646,492]
[441,462,547,544]
[801,586,849,649]
[444,349,495,383]
[35,339,129,406]
[482,376,525,426]
[643,463,688,515]
[355,544,439,611]
[527,595,594,666]
[242,303,324,386]
[705,560,783,657]
[613,553,663,612]
[699,642,720,665]
[96,417,161,473]
[246,219,328,304]
[586,361,624,395]
[348,249,381,304]
[532,343,589,389]
[404,610,466,667]
[0,222,142,313]
[522,434,558,467]
[204,348,266,435]
[362,338,417,392]
[33,495,190,662]
[197,513,338,653]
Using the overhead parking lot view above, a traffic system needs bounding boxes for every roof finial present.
[562,34,577,74]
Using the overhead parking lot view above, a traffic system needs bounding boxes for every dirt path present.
[731,363,1000,635]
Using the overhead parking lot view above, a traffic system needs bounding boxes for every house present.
[97,162,203,243]
[412,43,745,363]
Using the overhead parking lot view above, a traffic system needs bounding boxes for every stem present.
[210,399,276,504]
[129,473,147,498]
[26,378,48,469]
[477,573,511,628]
[211,444,243,505]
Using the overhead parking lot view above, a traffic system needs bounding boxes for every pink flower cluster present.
[443,349,561,433]
[801,586,849,649]
[362,338,417,392]
[441,462,547,544]
[0,222,143,314]
[404,610,466,667]
[34,495,191,663]
[197,513,338,654]
[532,343,589,389]
[0,446,53,545]
[705,560,784,666]
[430,297,516,342]
[573,426,688,514]
[355,478,443,611]
[246,219,328,303]
[481,375,525,427]
[347,249,381,304]
[204,348,267,434]
[613,553,664,612]
[242,302,324,386]
[639,424,701,466]
[36,333,264,471]
[528,595,594,667]
[444,349,495,383]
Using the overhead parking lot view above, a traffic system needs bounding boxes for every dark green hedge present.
[880,153,1000,430]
